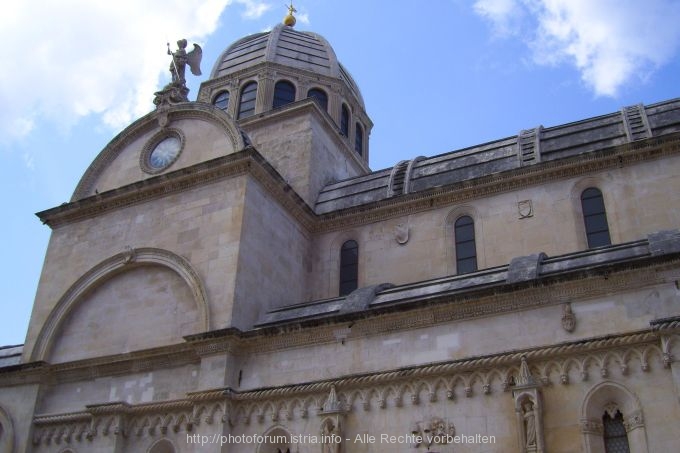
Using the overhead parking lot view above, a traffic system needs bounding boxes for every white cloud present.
[237,0,271,19]
[296,11,310,25]
[0,0,235,142]
[473,0,522,36]
[474,0,680,96]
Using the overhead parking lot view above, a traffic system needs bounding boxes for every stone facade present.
[1,21,680,453]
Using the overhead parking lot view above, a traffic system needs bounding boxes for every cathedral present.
[1,8,680,453]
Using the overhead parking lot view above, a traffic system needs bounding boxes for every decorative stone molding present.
[30,247,210,362]
[0,404,15,453]
[579,418,603,435]
[518,199,534,218]
[623,410,644,432]
[30,330,669,446]
[316,134,680,233]
[72,103,248,201]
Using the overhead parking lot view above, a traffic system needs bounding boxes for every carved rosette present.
[623,411,644,432]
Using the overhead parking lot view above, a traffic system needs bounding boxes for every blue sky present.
[1,0,679,346]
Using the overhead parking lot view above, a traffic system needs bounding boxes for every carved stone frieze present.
[410,417,455,449]
[30,329,672,447]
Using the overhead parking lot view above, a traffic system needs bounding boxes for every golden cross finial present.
[283,1,297,27]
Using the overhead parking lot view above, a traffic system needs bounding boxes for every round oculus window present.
[149,136,181,170]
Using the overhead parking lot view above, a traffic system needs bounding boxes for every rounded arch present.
[340,103,350,137]
[354,121,364,156]
[273,79,297,109]
[212,89,230,111]
[238,80,259,119]
[339,239,359,296]
[444,205,484,275]
[0,405,15,453]
[256,425,292,453]
[30,247,210,361]
[73,103,248,200]
[328,230,362,297]
[147,438,177,453]
[570,176,617,248]
[307,87,328,111]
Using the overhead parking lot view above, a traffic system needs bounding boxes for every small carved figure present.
[321,419,341,453]
[167,39,202,85]
[522,401,537,450]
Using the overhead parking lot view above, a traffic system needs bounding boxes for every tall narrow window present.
[340,104,349,136]
[273,81,296,109]
[307,88,328,111]
[581,187,611,248]
[455,216,477,274]
[238,82,257,119]
[602,410,630,453]
[213,90,229,111]
[339,240,358,296]
[354,123,363,156]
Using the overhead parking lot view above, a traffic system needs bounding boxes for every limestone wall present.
[24,177,248,363]
[311,154,680,300]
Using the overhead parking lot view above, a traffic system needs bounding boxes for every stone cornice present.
[0,343,199,387]
[314,133,680,232]
[30,328,671,445]
[36,133,680,236]
[6,254,677,389]
[37,147,317,232]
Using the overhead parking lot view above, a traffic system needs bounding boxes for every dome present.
[209,24,364,108]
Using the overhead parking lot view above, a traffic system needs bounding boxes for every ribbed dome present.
[209,24,364,108]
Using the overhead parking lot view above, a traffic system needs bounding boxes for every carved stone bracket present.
[561,302,576,332]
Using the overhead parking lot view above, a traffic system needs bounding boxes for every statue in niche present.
[522,400,537,451]
[321,418,341,453]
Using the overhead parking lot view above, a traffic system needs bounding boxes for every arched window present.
[213,90,229,111]
[339,240,358,296]
[354,122,364,156]
[602,410,630,453]
[307,88,328,111]
[238,82,257,119]
[455,216,477,274]
[581,187,611,248]
[273,81,296,109]
[340,104,349,136]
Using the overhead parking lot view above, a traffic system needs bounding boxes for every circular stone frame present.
[140,128,185,174]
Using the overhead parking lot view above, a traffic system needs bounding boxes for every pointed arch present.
[147,438,177,453]
[580,381,648,453]
[256,425,292,453]
[0,405,14,453]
